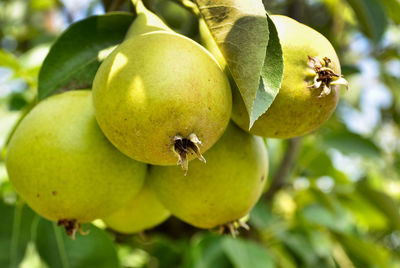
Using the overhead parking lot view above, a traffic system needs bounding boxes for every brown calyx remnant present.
[173,133,206,176]
[57,219,90,240]
[308,56,348,97]
[215,219,250,237]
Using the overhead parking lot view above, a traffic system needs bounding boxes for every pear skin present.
[149,123,268,229]
[93,31,232,170]
[103,181,170,234]
[5,90,146,235]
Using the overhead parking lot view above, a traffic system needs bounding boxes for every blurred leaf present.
[116,245,149,268]
[8,93,29,111]
[38,12,134,100]
[251,15,283,127]
[322,131,380,158]
[334,233,390,268]
[0,200,37,268]
[280,231,317,265]
[249,200,276,230]
[345,0,387,42]
[278,227,337,268]
[35,220,119,268]
[0,180,18,205]
[194,0,270,127]
[29,0,56,10]
[298,147,334,176]
[297,143,351,183]
[307,231,333,261]
[266,245,297,268]
[190,234,231,268]
[380,0,400,24]
[357,180,400,230]
[184,233,231,268]
[340,64,360,76]
[222,237,274,268]
[339,191,388,230]
[0,50,20,71]
[301,204,353,234]
[149,235,188,268]
[19,45,50,70]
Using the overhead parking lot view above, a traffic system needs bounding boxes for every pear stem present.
[131,0,146,14]
[172,0,201,16]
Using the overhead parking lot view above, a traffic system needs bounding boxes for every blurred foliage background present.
[0,0,400,267]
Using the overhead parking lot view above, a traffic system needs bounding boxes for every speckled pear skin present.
[232,15,341,138]
[5,90,146,223]
[103,182,170,234]
[148,123,268,229]
[93,31,232,165]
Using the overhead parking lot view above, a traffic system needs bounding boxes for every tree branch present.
[264,137,302,201]
[103,0,125,12]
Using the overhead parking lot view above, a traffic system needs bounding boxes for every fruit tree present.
[0,0,399,267]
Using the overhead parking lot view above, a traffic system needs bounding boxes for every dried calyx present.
[308,56,348,97]
[216,219,250,237]
[173,133,206,175]
[57,219,89,240]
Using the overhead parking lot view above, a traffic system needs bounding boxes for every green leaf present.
[297,144,350,184]
[339,191,387,230]
[35,219,119,268]
[38,12,134,101]
[29,0,57,10]
[0,50,20,71]
[250,14,283,127]
[222,237,275,268]
[344,0,387,42]
[299,148,334,176]
[0,200,37,268]
[357,180,400,230]
[322,131,381,158]
[148,235,189,268]
[194,0,269,126]
[334,233,390,268]
[249,200,276,230]
[380,0,400,24]
[185,233,231,268]
[307,231,334,261]
[301,204,353,234]
[279,231,317,266]
[340,64,360,76]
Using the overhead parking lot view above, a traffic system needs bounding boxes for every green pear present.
[231,15,347,138]
[93,18,232,172]
[5,90,146,236]
[102,181,170,234]
[199,18,227,71]
[149,123,268,230]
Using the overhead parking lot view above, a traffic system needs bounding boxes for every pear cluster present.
[5,6,345,237]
